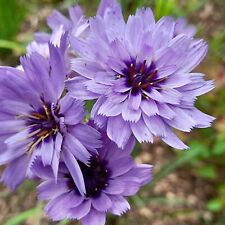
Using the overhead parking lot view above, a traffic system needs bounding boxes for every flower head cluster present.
[32,124,152,224]
[0,34,101,192]
[67,2,214,149]
[0,0,214,224]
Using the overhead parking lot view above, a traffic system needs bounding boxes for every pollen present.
[24,99,60,154]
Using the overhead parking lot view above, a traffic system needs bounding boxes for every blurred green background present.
[0,0,225,225]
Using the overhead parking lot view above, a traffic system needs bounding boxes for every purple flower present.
[174,18,196,37]
[32,125,152,224]
[28,0,119,55]
[26,1,118,67]
[26,26,65,59]
[67,5,215,149]
[97,0,119,17]
[47,5,88,39]
[0,34,101,192]
[26,5,88,61]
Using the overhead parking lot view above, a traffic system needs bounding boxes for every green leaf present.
[213,135,225,155]
[207,198,223,212]
[218,184,225,196]
[4,207,39,225]
[155,0,177,19]
[0,0,27,40]
[197,166,217,179]
[132,0,144,12]
[34,203,43,225]
[131,142,141,157]
[121,0,128,12]
[188,140,210,159]
[85,100,96,119]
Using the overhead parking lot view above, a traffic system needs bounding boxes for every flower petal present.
[179,39,208,72]
[92,192,112,211]
[62,149,86,195]
[143,115,167,137]
[69,200,91,220]
[140,99,159,116]
[64,133,91,163]
[128,91,142,110]
[107,116,132,148]
[104,180,125,195]
[82,208,106,225]
[41,137,54,166]
[37,180,69,200]
[130,117,153,143]
[109,157,134,177]
[1,155,29,190]
[109,196,130,216]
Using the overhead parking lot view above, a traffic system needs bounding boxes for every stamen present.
[31,112,47,120]
[146,69,158,82]
[139,60,146,74]
[52,127,59,134]
[142,92,150,100]
[42,103,51,120]
[152,77,168,84]
[123,59,169,99]
[16,114,44,120]
[54,105,60,114]
[27,128,42,138]
[141,83,150,89]
[19,99,60,154]
[27,131,52,154]
[77,156,111,198]
[36,129,49,138]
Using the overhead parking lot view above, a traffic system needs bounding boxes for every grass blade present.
[0,39,25,54]
[4,207,39,225]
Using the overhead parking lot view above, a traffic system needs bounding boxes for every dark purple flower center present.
[23,99,60,153]
[119,60,166,96]
[68,155,110,198]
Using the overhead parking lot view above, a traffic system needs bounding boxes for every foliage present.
[0,0,27,40]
